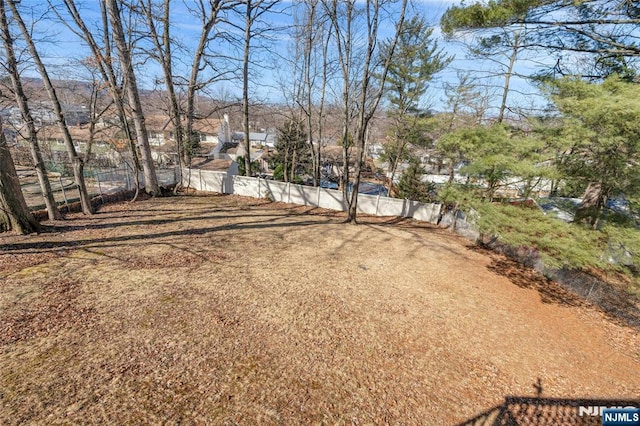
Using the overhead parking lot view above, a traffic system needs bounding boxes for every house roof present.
[145,115,222,135]
[232,131,273,142]
[37,123,120,142]
[145,115,173,131]
[191,117,222,135]
[190,157,234,172]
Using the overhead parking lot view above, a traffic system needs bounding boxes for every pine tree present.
[270,119,310,183]
[549,77,640,228]
[396,160,435,203]
[381,15,451,196]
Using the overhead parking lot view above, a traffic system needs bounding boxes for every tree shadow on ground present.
[482,253,588,308]
[37,211,292,234]
[458,396,639,426]
[0,215,334,254]
[471,245,640,330]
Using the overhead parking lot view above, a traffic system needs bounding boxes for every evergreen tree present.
[396,160,435,203]
[380,15,451,196]
[441,0,640,79]
[236,156,260,177]
[270,119,310,183]
[438,123,551,201]
[548,76,640,228]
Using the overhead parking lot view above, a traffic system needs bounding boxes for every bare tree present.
[182,0,237,168]
[239,0,279,176]
[105,0,160,196]
[136,0,238,174]
[0,117,40,234]
[136,0,185,181]
[323,0,354,200]
[0,0,61,220]
[76,57,113,164]
[276,1,323,184]
[435,72,490,183]
[58,0,143,199]
[290,0,331,186]
[7,0,93,214]
[325,0,408,223]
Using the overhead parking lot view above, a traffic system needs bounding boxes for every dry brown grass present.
[1,194,639,424]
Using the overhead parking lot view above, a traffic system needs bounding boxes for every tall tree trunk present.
[575,181,605,229]
[140,0,184,190]
[283,143,289,183]
[448,160,455,184]
[325,0,352,201]
[239,0,278,176]
[339,16,351,201]
[106,0,160,196]
[315,23,330,187]
[347,125,367,222]
[0,118,40,234]
[242,0,253,177]
[387,139,407,198]
[184,0,223,166]
[0,0,61,220]
[497,26,522,124]
[345,0,407,223]
[302,0,318,186]
[304,46,317,185]
[59,0,142,198]
[8,0,93,214]
[290,144,297,182]
[100,1,142,199]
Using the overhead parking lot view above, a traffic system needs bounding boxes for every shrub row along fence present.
[181,168,442,224]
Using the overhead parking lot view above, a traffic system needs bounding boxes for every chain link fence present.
[11,143,179,210]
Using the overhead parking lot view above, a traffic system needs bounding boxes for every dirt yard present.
[1,194,639,424]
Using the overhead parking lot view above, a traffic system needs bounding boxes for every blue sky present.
[11,0,551,118]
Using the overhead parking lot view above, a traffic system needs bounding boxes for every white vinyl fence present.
[180,168,234,194]
[181,168,441,224]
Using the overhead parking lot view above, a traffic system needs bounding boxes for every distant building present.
[2,103,89,127]
[145,114,223,147]
[231,130,277,148]
[367,140,385,159]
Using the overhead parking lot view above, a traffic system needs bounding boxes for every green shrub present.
[473,203,640,294]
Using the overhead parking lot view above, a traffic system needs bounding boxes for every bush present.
[396,161,436,202]
[473,203,640,294]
